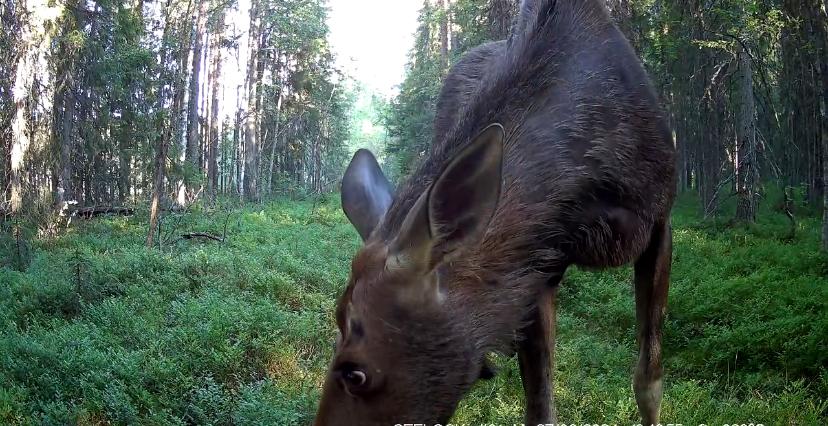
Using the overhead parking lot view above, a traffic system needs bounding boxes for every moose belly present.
[568,204,653,269]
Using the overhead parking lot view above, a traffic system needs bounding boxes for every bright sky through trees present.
[328,0,421,95]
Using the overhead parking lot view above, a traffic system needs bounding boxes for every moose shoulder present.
[315,1,675,425]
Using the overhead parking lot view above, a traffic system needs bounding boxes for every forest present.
[1,0,827,424]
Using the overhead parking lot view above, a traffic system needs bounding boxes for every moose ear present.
[341,149,394,241]
[390,123,504,272]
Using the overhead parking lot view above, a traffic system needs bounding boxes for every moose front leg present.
[633,221,672,426]
[518,285,558,424]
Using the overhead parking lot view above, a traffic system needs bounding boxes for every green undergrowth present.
[1,193,826,424]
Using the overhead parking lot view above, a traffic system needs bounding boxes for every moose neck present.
[434,250,566,357]
[372,0,610,356]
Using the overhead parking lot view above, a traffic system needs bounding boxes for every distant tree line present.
[0,0,354,240]
[2,0,827,249]
[384,0,828,247]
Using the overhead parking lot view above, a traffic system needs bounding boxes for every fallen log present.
[71,206,135,218]
[68,204,186,219]
[181,232,224,242]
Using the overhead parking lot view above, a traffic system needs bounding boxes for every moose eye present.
[343,369,367,387]
[337,363,371,395]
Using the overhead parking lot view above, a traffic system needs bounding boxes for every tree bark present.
[266,57,284,196]
[438,0,449,69]
[9,32,35,213]
[243,0,260,201]
[149,0,187,246]
[735,42,758,223]
[184,0,208,198]
[146,124,169,247]
[253,30,267,197]
[147,55,184,246]
[234,90,242,197]
[207,29,222,200]
[604,0,637,50]
[488,0,515,40]
[53,83,75,207]
[813,2,828,248]
[118,102,132,204]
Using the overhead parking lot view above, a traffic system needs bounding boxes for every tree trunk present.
[735,43,758,223]
[173,16,192,207]
[207,30,222,200]
[243,0,260,201]
[147,45,183,247]
[253,32,267,198]
[266,58,284,196]
[184,0,208,199]
[146,121,170,248]
[438,0,449,69]
[118,102,133,204]
[9,38,35,213]
[823,122,828,249]
[604,0,637,50]
[234,94,242,196]
[813,2,828,248]
[488,0,515,40]
[55,83,75,207]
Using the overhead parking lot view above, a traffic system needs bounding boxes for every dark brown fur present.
[315,1,675,424]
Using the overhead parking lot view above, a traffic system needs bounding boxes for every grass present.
[1,193,826,425]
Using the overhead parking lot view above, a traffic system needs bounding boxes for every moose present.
[314,0,676,424]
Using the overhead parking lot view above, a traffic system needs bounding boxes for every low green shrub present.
[0,194,825,424]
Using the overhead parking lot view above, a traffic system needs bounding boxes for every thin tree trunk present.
[200,36,210,174]
[266,59,284,196]
[253,31,266,200]
[148,44,184,246]
[823,123,828,249]
[243,0,260,201]
[173,12,192,207]
[234,96,242,196]
[605,0,637,50]
[488,0,515,40]
[56,84,75,207]
[146,121,170,248]
[207,30,222,200]
[151,0,189,243]
[184,0,208,199]
[438,0,449,69]
[118,106,132,204]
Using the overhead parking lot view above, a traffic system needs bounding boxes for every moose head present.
[313,124,505,425]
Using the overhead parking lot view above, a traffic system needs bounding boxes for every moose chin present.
[313,0,676,425]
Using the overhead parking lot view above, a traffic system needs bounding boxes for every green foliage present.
[1,194,826,423]
[383,1,444,175]
[257,0,356,195]
[0,198,357,424]
[382,0,509,175]
[1,0,356,213]
[377,0,510,174]
[347,85,397,178]
[384,0,828,221]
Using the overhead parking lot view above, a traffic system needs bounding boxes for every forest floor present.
[0,193,826,425]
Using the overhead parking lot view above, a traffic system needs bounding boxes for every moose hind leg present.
[518,286,558,424]
[633,221,672,426]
